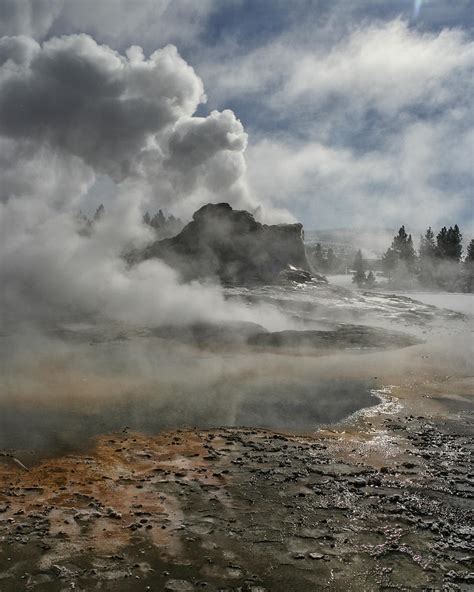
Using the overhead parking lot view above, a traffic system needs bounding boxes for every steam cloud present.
[0,33,287,329]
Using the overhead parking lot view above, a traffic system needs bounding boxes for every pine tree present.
[314,243,323,262]
[382,226,416,281]
[352,249,366,287]
[366,270,376,288]
[419,227,437,259]
[392,225,409,251]
[382,247,398,280]
[418,227,438,286]
[466,239,474,263]
[151,209,166,229]
[403,234,416,272]
[436,226,448,257]
[391,226,415,266]
[93,204,105,222]
[447,225,463,262]
[311,243,325,270]
[143,211,151,225]
[75,210,92,236]
[437,225,462,262]
[461,238,474,293]
[326,248,336,273]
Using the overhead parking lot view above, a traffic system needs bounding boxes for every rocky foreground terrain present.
[0,374,472,591]
[0,268,472,591]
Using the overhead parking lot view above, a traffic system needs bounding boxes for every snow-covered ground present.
[402,293,473,317]
[326,275,473,317]
[327,274,356,289]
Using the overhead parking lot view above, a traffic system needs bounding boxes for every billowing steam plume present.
[0,34,289,329]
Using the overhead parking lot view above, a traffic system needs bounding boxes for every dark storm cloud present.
[0,35,205,178]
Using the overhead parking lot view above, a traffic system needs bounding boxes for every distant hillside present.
[305,228,398,259]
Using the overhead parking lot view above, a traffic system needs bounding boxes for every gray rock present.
[164,579,194,591]
[247,325,421,351]
[136,202,312,286]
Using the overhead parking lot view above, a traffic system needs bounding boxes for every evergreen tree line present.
[379,224,473,292]
[142,209,183,235]
[351,249,376,288]
[307,243,349,274]
[75,204,105,235]
[75,205,184,240]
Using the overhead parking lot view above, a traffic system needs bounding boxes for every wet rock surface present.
[0,405,472,591]
[149,322,421,352]
[151,321,268,348]
[247,325,421,351]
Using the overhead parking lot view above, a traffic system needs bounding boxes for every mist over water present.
[1,280,471,459]
[0,324,374,454]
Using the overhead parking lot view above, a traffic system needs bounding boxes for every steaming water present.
[0,374,377,456]
[0,281,470,459]
[0,322,382,458]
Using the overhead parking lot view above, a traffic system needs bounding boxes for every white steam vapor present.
[0,33,289,330]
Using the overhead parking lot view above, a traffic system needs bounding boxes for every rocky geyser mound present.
[139,202,313,285]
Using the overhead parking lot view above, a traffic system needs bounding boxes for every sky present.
[0,0,472,234]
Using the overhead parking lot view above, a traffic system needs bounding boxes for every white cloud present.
[281,21,473,114]
[201,19,474,230]
[0,0,63,39]
[0,0,221,49]
[60,0,219,49]
[246,112,472,231]
[202,20,473,115]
